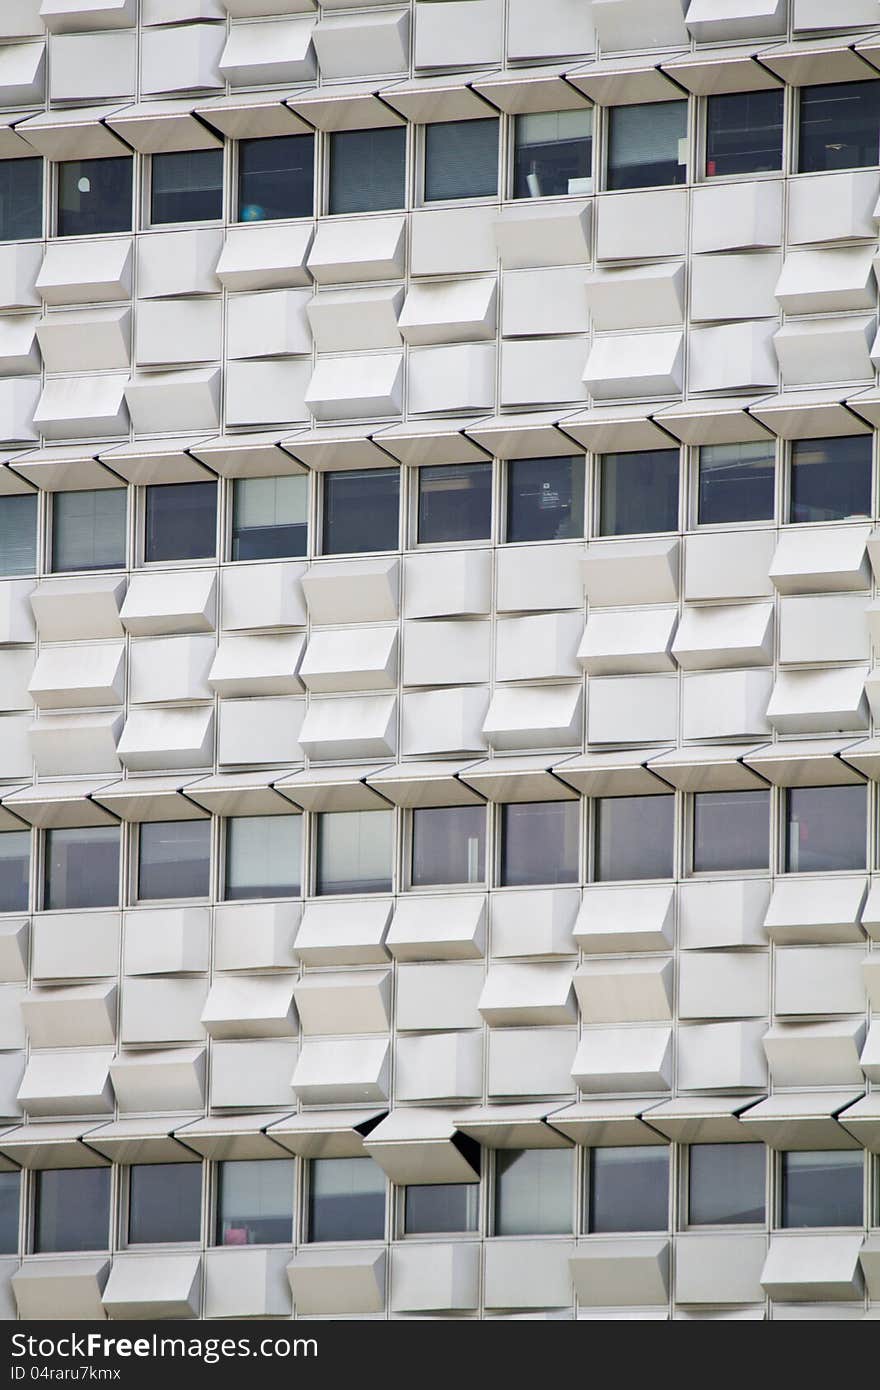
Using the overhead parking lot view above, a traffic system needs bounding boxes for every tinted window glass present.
[425,119,498,200]
[418,463,492,544]
[405,1184,479,1234]
[698,441,775,525]
[0,832,29,913]
[692,790,770,873]
[151,149,223,224]
[596,796,675,882]
[411,805,485,887]
[599,449,679,536]
[785,784,866,873]
[513,109,592,198]
[145,481,217,563]
[0,1171,19,1254]
[607,101,687,190]
[495,1149,572,1236]
[216,1159,294,1246]
[782,1151,863,1228]
[44,826,119,910]
[129,1163,202,1245]
[138,819,211,900]
[35,1169,110,1252]
[706,89,784,177]
[0,158,41,241]
[789,436,871,523]
[688,1143,765,1226]
[316,810,393,896]
[589,1146,669,1233]
[225,815,301,900]
[799,80,880,172]
[238,135,314,222]
[57,157,132,237]
[52,489,126,572]
[500,801,579,887]
[231,475,308,561]
[329,128,406,215]
[322,469,399,555]
[307,1157,385,1242]
[0,494,37,577]
[506,456,584,543]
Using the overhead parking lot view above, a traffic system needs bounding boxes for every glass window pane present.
[138,819,211,900]
[404,1184,479,1234]
[411,805,486,887]
[417,463,492,544]
[52,489,126,572]
[599,450,679,536]
[35,1169,110,1252]
[692,790,770,873]
[322,469,399,555]
[129,1163,202,1245]
[513,109,592,198]
[145,481,217,563]
[307,1157,385,1242]
[799,80,880,173]
[225,815,301,900]
[44,827,119,910]
[0,1171,19,1254]
[57,157,132,237]
[706,89,784,177]
[698,441,775,525]
[607,101,687,190]
[688,1143,765,1225]
[596,796,675,882]
[0,158,41,241]
[0,831,29,913]
[238,135,314,222]
[316,811,393,896]
[216,1159,294,1245]
[329,128,406,215]
[589,1146,669,1233]
[0,494,37,577]
[424,119,498,200]
[231,476,308,561]
[789,436,871,523]
[495,1149,572,1236]
[500,801,579,887]
[785,784,866,873]
[782,1151,863,1228]
[506,456,584,543]
[151,149,223,225]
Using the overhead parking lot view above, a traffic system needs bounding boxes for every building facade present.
[0,0,877,1322]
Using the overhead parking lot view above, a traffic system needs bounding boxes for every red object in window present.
[706,159,717,175]
[224,1226,248,1246]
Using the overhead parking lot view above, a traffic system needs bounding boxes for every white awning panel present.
[465,411,582,460]
[364,1107,481,1184]
[287,82,404,131]
[174,1113,296,1161]
[365,760,485,807]
[560,406,678,454]
[265,1108,386,1158]
[0,1121,109,1169]
[553,749,674,797]
[184,771,298,817]
[738,1091,864,1149]
[105,100,222,153]
[2,779,119,827]
[373,417,490,466]
[743,738,867,786]
[90,775,209,822]
[454,1103,573,1150]
[274,764,394,812]
[196,93,313,141]
[188,432,306,479]
[16,104,133,159]
[643,1095,766,1143]
[84,1116,202,1164]
[652,395,773,445]
[548,1099,666,1147]
[645,744,770,791]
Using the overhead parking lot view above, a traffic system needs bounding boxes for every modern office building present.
[0,0,877,1323]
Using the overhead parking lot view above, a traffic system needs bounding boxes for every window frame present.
[503,454,587,546]
[686,787,772,878]
[145,146,226,231]
[782,782,869,878]
[784,435,875,529]
[212,1156,297,1249]
[323,124,411,219]
[601,96,691,194]
[491,1146,577,1238]
[418,117,502,208]
[0,154,45,242]
[133,817,215,906]
[42,824,122,913]
[594,446,682,540]
[319,467,403,559]
[585,1143,671,1236]
[139,479,221,569]
[406,802,489,892]
[228,472,311,565]
[302,1155,389,1245]
[234,132,317,226]
[690,439,780,531]
[412,460,496,549]
[509,105,595,201]
[122,1160,204,1250]
[681,1142,768,1231]
[222,812,304,903]
[699,85,789,185]
[777,1148,866,1231]
[48,486,129,576]
[54,154,135,240]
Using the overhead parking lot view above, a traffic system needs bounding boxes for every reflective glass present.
[506,456,584,542]
[232,476,308,560]
[52,489,126,572]
[145,482,217,563]
[698,441,775,525]
[151,149,223,224]
[595,796,675,882]
[411,805,486,887]
[138,819,211,900]
[513,109,592,198]
[216,1160,295,1246]
[417,463,492,544]
[599,449,679,536]
[238,136,314,222]
[58,157,132,237]
[307,1157,385,1242]
[322,469,399,555]
[706,89,784,177]
[500,801,579,887]
[44,826,119,910]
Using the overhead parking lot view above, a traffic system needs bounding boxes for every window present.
[411,805,486,887]
[238,135,314,222]
[595,796,675,882]
[231,476,308,561]
[0,158,42,241]
[789,436,871,524]
[224,815,301,900]
[0,1171,18,1254]
[698,441,775,526]
[500,801,579,887]
[513,109,592,199]
[781,1151,863,1228]
[44,826,119,911]
[705,89,784,177]
[785,784,867,873]
[506,456,584,543]
[798,80,880,173]
[688,1143,765,1226]
[322,469,399,555]
[329,127,406,215]
[151,148,223,225]
[34,1168,110,1252]
[404,1183,479,1234]
[307,1157,385,1242]
[607,101,687,190]
[128,1163,202,1245]
[588,1146,669,1233]
[216,1160,295,1245]
[51,489,126,572]
[599,449,679,537]
[57,157,132,237]
[138,819,212,901]
[0,494,37,576]
[316,810,393,896]
[144,481,217,563]
[417,463,492,544]
[0,831,28,913]
[424,119,498,200]
[692,790,770,873]
[494,1149,572,1236]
